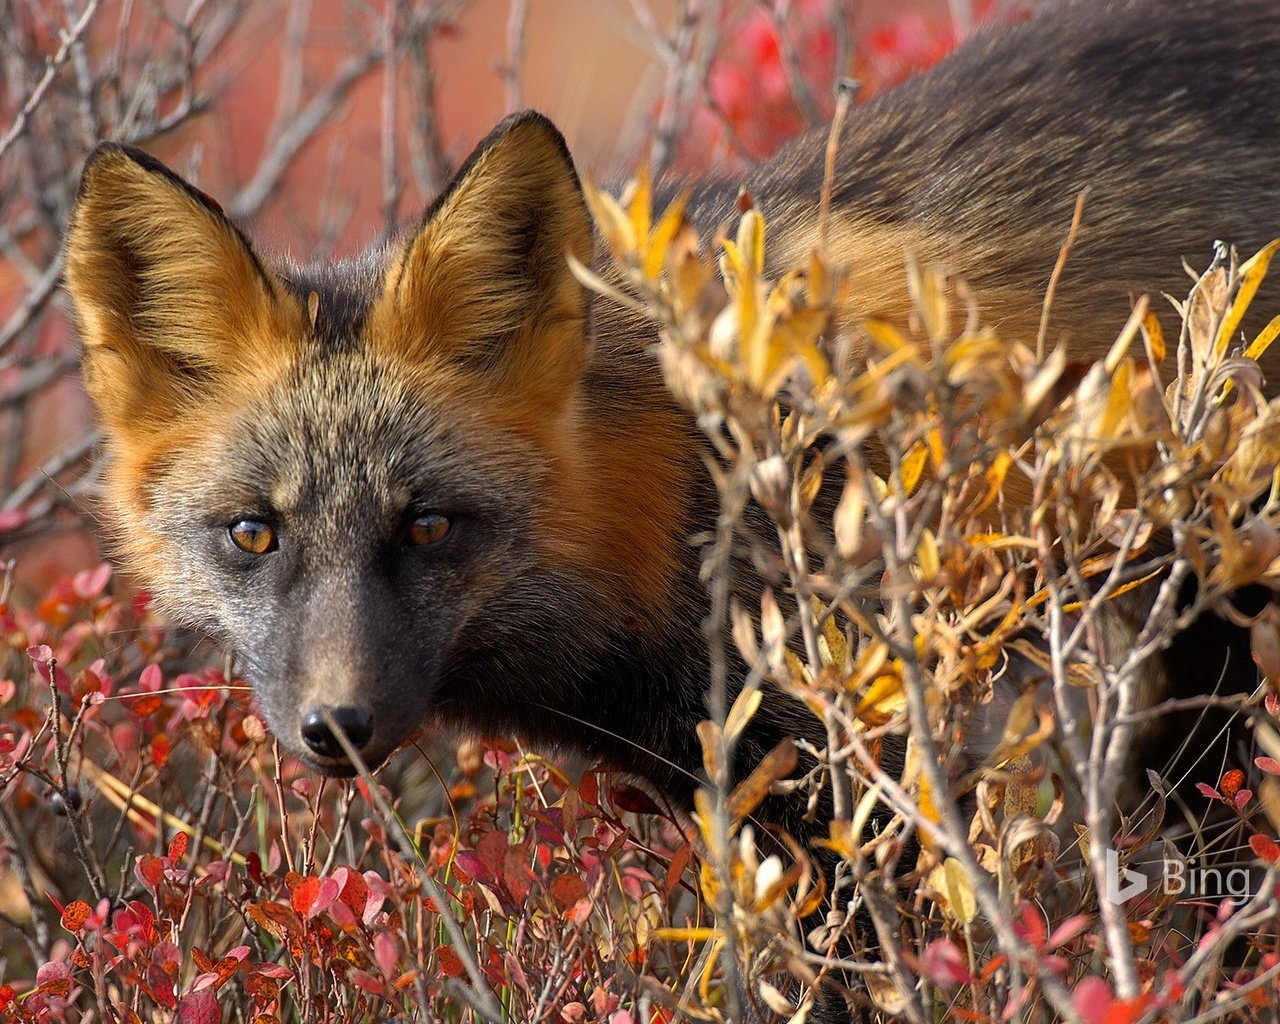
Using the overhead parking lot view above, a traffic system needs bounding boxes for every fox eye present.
[407,513,452,547]
[229,519,277,554]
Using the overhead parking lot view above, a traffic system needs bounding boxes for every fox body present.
[66,0,1280,824]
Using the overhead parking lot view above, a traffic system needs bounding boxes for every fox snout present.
[259,655,435,775]
[298,706,374,763]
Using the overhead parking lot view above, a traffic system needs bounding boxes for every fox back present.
[64,0,1280,796]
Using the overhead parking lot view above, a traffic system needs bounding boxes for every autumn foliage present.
[6,2,1280,1024]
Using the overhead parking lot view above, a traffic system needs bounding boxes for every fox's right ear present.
[63,145,304,432]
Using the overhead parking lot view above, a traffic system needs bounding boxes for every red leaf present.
[608,783,660,815]
[131,693,164,716]
[73,563,112,600]
[349,969,389,997]
[176,989,222,1024]
[334,867,368,919]
[665,843,693,898]
[1073,976,1113,1022]
[1256,756,1280,776]
[168,832,189,863]
[0,509,28,533]
[1103,995,1155,1024]
[61,899,92,933]
[436,944,465,979]
[1014,902,1046,949]
[374,931,399,977]
[921,938,972,988]
[1249,833,1280,864]
[1219,769,1246,801]
[213,956,240,985]
[136,854,165,892]
[502,845,535,907]
[362,871,389,925]
[550,874,588,910]
[310,875,339,918]
[290,876,320,916]
[245,852,264,886]
[36,961,72,988]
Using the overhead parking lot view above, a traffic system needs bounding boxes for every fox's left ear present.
[372,111,594,406]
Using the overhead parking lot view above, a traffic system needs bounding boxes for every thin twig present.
[0,0,103,161]
[501,0,528,113]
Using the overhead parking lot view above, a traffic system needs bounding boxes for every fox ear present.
[372,111,594,406]
[63,145,303,432]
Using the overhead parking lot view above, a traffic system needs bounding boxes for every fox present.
[62,0,1280,1017]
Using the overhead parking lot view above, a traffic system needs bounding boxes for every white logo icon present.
[1104,848,1148,904]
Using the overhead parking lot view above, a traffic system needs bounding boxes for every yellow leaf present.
[978,452,1012,513]
[899,441,928,495]
[739,287,776,392]
[724,685,762,745]
[824,818,855,859]
[916,769,940,843]
[806,248,831,306]
[926,427,945,470]
[905,253,948,343]
[737,208,765,277]
[761,588,786,660]
[1002,753,1041,819]
[1104,296,1145,374]
[1189,266,1229,372]
[728,739,798,824]
[863,317,910,353]
[999,689,1036,751]
[1025,344,1067,411]
[730,600,759,666]
[669,224,710,317]
[582,180,636,255]
[942,857,978,926]
[850,787,882,852]
[697,720,721,787]
[813,597,849,670]
[866,974,907,1016]
[855,672,904,725]
[759,980,796,1016]
[1098,359,1132,438]
[834,474,865,559]
[1141,308,1166,364]
[917,528,940,581]
[1217,238,1280,359]
[693,788,721,860]
[643,189,689,283]
[651,926,719,943]
[625,165,652,257]
[1246,314,1280,365]
[852,640,889,688]
[719,239,745,289]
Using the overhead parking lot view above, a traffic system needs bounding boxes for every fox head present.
[63,113,697,776]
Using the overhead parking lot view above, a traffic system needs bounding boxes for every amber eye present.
[229,519,277,554]
[407,513,452,547]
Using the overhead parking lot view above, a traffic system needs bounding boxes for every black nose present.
[300,706,374,759]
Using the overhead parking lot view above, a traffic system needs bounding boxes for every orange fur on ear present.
[63,145,304,432]
[368,111,595,409]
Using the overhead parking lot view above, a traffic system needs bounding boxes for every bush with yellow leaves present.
[577,168,1280,1022]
